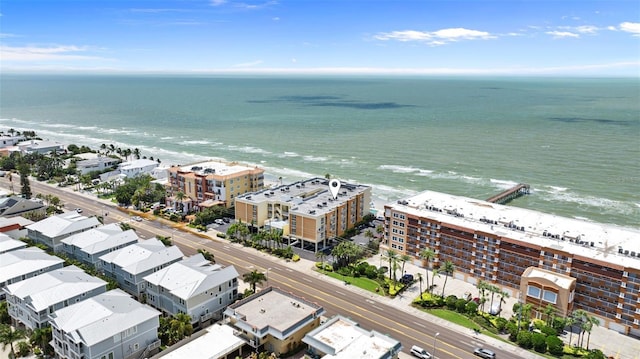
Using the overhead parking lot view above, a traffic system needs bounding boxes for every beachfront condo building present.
[235,178,371,252]
[167,160,265,211]
[384,190,640,336]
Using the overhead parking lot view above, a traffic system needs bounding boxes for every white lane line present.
[412,321,426,328]
[372,305,383,311]
[303,278,312,283]
[335,291,346,296]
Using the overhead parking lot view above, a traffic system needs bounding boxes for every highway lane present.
[4,177,528,359]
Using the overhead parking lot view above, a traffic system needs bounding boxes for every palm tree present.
[430,268,440,295]
[399,254,412,277]
[167,313,193,345]
[243,270,267,293]
[0,324,26,359]
[419,248,435,298]
[30,327,53,356]
[570,309,588,347]
[543,304,556,326]
[385,249,398,281]
[316,251,327,270]
[497,289,510,318]
[175,191,187,213]
[133,147,141,159]
[476,280,488,312]
[584,315,600,350]
[417,273,424,299]
[440,260,455,297]
[566,315,576,346]
[488,284,499,313]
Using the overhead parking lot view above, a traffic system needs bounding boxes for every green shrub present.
[292,254,300,262]
[315,262,323,268]
[455,299,467,313]
[445,295,458,310]
[507,322,518,342]
[516,331,533,349]
[546,335,564,356]
[216,232,227,239]
[531,332,547,353]
[365,266,378,279]
[495,317,508,332]
[465,301,478,315]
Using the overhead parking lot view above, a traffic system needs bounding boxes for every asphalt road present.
[5,177,526,359]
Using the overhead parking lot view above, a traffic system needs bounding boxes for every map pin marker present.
[329,179,341,200]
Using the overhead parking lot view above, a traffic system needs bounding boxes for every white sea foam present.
[489,178,520,190]
[279,151,299,158]
[180,140,211,145]
[378,164,424,173]
[227,145,271,155]
[303,155,329,162]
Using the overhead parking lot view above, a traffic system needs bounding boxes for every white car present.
[474,348,496,359]
[410,345,432,359]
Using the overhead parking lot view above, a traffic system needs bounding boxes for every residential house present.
[0,196,46,218]
[303,315,402,359]
[27,211,101,252]
[119,159,159,178]
[223,287,325,356]
[0,247,64,299]
[384,189,640,335]
[16,139,65,154]
[100,238,183,298]
[0,232,26,254]
[144,254,239,326]
[0,216,34,239]
[167,160,264,211]
[50,289,161,359]
[235,178,371,252]
[61,223,139,269]
[76,156,121,175]
[3,265,107,330]
[152,323,246,359]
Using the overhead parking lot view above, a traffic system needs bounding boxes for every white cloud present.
[575,25,598,34]
[272,17,280,21]
[619,22,640,36]
[374,27,494,46]
[232,60,263,67]
[210,0,227,6]
[546,31,579,39]
[0,45,105,61]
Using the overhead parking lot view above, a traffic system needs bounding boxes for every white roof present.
[61,224,139,255]
[159,323,244,359]
[177,160,259,177]
[4,266,107,311]
[119,159,158,170]
[144,254,238,300]
[0,216,34,229]
[525,267,575,289]
[0,234,27,253]
[50,289,160,346]
[99,238,183,275]
[304,315,401,359]
[26,212,100,238]
[0,247,64,284]
[389,190,640,269]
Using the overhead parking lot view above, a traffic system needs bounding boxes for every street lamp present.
[432,332,440,358]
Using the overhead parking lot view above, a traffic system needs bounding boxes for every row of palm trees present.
[566,309,600,350]
[383,248,456,297]
[476,280,510,316]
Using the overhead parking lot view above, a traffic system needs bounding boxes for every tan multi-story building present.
[384,190,640,336]
[167,160,264,211]
[235,178,371,252]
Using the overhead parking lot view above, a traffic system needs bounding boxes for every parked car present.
[400,273,414,284]
[473,347,496,359]
[410,345,432,359]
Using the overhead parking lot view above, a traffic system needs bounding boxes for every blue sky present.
[1,0,639,76]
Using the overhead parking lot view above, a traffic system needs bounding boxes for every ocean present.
[0,74,638,228]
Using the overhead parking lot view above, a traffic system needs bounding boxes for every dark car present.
[400,274,414,284]
[474,348,496,359]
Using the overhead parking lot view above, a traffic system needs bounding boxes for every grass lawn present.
[320,270,381,293]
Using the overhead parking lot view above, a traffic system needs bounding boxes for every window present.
[527,285,541,299]
[542,290,557,304]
